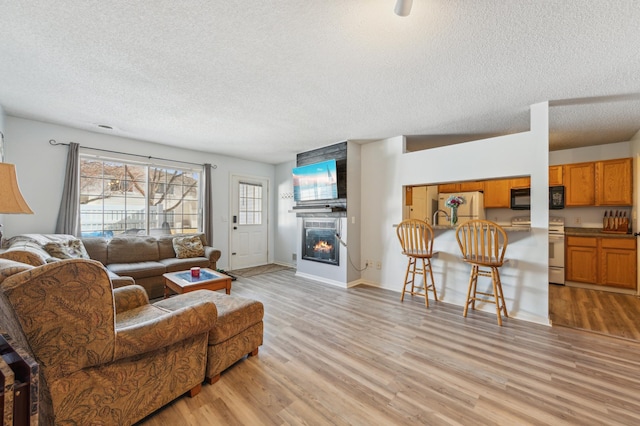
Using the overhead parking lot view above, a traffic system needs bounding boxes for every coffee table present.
[163,268,232,299]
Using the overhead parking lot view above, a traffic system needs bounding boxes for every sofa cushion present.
[107,261,166,280]
[159,257,210,273]
[82,237,109,265]
[108,237,160,264]
[172,235,205,259]
[44,240,90,260]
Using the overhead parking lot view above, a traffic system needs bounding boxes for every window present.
[238,182,262,225]
[79,157,202,237]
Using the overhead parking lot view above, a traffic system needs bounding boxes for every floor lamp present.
[0,163,34,246]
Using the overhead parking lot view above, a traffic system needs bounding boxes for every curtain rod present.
[48,139,217,169]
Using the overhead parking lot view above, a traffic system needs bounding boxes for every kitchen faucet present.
[432,209,450,225]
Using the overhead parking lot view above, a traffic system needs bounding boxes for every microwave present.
[510,186,565,210]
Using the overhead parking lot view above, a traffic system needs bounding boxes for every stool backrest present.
[455,219,508,265]
[396,219,434,256]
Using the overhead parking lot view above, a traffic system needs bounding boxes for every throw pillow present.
[172,235,205,259]
[44,239,90,260]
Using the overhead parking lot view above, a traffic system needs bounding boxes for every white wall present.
[359,102,550,324]
[274,160,297,266]
[3,116,276,270]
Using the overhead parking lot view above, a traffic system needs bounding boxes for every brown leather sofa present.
[0,257,219,425]
[1,233,222,299]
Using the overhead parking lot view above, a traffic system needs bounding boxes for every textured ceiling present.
[1,1,639,164]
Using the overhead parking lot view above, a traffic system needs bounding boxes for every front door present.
[230,175,269,270]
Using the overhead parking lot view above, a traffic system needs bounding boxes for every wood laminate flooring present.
[138,270,640,425]
[549,283,640,341]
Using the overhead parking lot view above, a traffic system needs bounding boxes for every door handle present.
[233,226,237,230]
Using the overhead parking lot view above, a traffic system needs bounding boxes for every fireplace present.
[302,218,339,265]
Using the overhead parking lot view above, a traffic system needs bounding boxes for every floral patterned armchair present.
[0,258,219,425]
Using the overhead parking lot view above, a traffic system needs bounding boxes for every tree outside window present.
[79,158,201,237]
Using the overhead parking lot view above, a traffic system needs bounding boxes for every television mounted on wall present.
[292,159,338,202]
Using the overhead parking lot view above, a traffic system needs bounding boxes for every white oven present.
[549,217,565,285]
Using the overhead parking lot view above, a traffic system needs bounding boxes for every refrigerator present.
[436,191,486,225]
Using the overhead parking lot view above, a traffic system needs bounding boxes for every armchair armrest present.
[113,285,149,314]
[114,291,218,360]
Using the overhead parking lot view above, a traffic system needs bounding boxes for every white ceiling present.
[1,1,640,164]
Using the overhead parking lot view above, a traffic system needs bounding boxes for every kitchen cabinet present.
[483,178,512,208]
[458,180,485,192]
[564,162,595,206]
[566,236,598,283]
[599,238,636,289]
[510,177,530,188]
[549,166,563,186]
[566,235,636,289]
[438,183,459,193]
[482,177,530,208]
[596,158,632,206]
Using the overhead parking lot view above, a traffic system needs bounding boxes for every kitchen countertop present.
[432,225,530,232]
[565,227,634,238]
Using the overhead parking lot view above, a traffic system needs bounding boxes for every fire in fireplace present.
[302,218,339,265]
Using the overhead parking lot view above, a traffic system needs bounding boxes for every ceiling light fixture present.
[394,0,413,17]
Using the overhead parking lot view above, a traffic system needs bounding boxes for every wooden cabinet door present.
[596,158,632,206]
[459,180,485,192]
[549,166,563,186]
[510,177,530,188]
[566,245,598,283]
[483,179,511,208]
[564,162,595,206]
[438,183,459,193]
[599,238,636,289]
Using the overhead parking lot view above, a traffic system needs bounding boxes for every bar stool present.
[396,219,438,307]
[455,219,509,325]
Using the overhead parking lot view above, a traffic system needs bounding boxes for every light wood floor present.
[138,270,640,425]
[549,283,640,341]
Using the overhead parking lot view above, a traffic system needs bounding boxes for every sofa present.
[0,233,222,299]
[0,257,220,425]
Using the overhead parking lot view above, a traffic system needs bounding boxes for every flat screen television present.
[293,159,338,202]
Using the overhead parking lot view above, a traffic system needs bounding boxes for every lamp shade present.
[0,163,34,214]
[394,0,413,16]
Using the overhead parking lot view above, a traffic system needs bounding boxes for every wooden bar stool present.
[396,219,438,307]
[455,219,509,325]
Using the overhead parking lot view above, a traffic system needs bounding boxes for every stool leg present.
[490,267,503,326]
[494,267,508,318]
[410,257,417,293]
[401,257,412,301]
[425,257,438,301]
[463,266,476,318]
[471,265,479,310]
[421,258,429,308]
